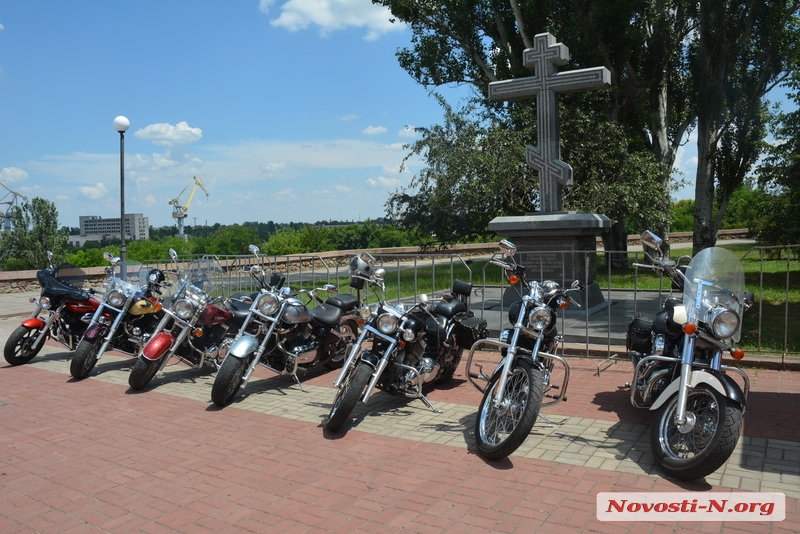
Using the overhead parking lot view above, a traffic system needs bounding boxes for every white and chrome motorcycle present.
[627,231,752,480]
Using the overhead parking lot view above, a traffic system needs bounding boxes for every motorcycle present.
[69,252,166,379]
[4,251,100,366]
[465,240,582,460]
[626,230,751,480]
[210,244,362,407]
[325,252,487,432]
[127,249,249,390]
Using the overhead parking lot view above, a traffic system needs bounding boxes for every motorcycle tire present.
[4,325,45,366]
[435,346,464,383]
[323,320,359,370]
[651,385,743,481]
[70,337,102,379]
[211,355,248,407]
[475,358,543,461]
[325,361,372,432]
[128,357,162,390]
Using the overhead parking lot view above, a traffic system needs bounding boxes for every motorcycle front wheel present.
[128,357,162,390]
[325,361,372,432]
[70,337,102,379]
[4,325,45,366]
[211,355,248,407]
[475,358,543,461]
[651,385,743,481]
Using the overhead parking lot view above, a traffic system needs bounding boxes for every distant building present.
[68,214,149,248]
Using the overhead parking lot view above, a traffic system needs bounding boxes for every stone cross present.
[489,33,611,213]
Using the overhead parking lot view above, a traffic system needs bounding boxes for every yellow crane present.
[0,182,28,232]
[168,176,209,239]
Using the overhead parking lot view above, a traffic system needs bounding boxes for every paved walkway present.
[0,315,798,533]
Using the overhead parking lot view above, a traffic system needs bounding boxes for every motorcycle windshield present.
[682,247,746,342]
[186,256,224,296]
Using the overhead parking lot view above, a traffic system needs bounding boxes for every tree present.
[0,197,68,269]
[690,0,799,253]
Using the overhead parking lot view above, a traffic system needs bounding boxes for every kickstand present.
[538,413,558,424]
[419,394,442,413]
[292,374,307,392]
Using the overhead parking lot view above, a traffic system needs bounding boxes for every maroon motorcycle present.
[127,250,249,390]
[4,251,100,366]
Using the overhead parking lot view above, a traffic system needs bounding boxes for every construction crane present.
[0,182,28,232]
[168,176,209,239]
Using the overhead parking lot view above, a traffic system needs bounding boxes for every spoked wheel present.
[325,362,372,432]
[128,357,162,390]
[211,356,248,407]
[70,338,102,379]
[475,359,543,461]
[4,325,45,366]
[651,385,743,481]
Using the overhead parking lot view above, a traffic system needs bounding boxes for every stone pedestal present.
[489,212,611,312]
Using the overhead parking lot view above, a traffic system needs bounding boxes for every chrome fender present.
[649,370,727,411]
[229,334,259,359]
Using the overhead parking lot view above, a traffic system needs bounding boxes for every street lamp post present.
[113,116,130,278]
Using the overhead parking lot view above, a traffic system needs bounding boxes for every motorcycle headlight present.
[256,292,280,316]
[106,289,126,308]
[402,329,416,342]
[173,299,195,320]
[709,307,739,339]
[528,307,552,330]
[39,296,51,310]
[376,313,399,335]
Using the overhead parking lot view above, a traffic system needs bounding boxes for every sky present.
[0,1,794,231]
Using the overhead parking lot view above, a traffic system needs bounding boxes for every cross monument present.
[489,33,611,213]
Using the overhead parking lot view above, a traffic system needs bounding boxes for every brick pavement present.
[0,316,798,533]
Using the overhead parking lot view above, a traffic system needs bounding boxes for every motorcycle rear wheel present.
[4,325,45,366]
[651,385,743,481]
[211,355,248,407]
[325,361,372,432]
[475,359,543,461]
[323,320,359,370]
[128,357,162,390]
[70,337,101,379]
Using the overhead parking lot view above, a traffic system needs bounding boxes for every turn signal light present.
[509,275,520,285]
[682,323,697,335]
[559,300,569,310]
[732,348,745,360]
[154,303,163,312]
[193,328,204,337]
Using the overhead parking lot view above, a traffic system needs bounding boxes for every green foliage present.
[670,200,695,232]
[67,248,110,268]
[0,197,68,269]
[264,228,304,255]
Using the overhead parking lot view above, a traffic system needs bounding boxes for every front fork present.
[673,334,697,432]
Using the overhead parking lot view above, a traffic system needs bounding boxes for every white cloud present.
[366,176,399,188]
[363,126,387,135]
[339,114,358,121]
[79,182,108,200]
[398,125,417,138]
[257,0,276,14]
[0,23,5,31]
[268,0,403,40]
[335,185,351,193]
[134,121,203,161]
[0,167,29,184]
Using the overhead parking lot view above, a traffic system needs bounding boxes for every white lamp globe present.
[113,116,130,133]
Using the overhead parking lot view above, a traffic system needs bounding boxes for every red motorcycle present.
[4,251,100,366]
[127,250,249,390]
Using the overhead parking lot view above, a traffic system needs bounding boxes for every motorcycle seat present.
[434,299,466,319]
[310,303,343,328]
[326,294,359,311]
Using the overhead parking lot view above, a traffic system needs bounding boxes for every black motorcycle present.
[325,252,487,432]
[69,252,166,379]
[466,240,582,460]
[4,251,100,366]
[626,231,751,480]
[211,244,361,407]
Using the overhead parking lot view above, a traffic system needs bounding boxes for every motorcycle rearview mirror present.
[498,239,517,258]
[248,244,260,256]
[640,230,663,253]
[169,248,178,263]
[570,280,585,291]
[103,251,114,262]
[419,293,429,304]
[322,284,338,293]
[375,268,386,279]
